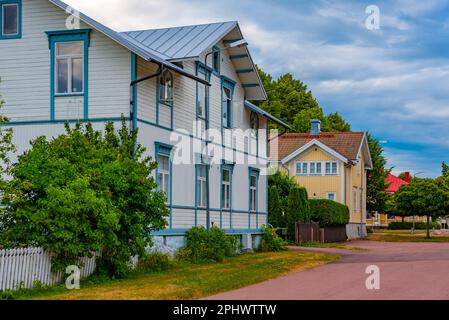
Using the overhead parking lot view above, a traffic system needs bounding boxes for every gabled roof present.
[385,174,409,193]
[244,101,290,129]
[120,22,266,100]
[271,132,373,169]
[48,0,209,85]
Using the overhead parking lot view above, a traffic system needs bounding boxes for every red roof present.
[385,173,409,193]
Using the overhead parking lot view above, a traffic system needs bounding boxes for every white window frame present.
[295,161,338,176]
[197,80,206,119]
[197,164,208,208]
[326,192,337,201]
[159,70,173,106]
[2,3,18,36]
[222,86,232,128]
[157,154,171,203]
[222,168,231,210]
[55,41,84,95]
[249,175,257,212]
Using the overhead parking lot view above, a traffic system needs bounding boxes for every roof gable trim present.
[281,139,349,165]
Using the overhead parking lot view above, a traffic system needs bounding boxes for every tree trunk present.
[402,216,405,223]
[426,215,431,239]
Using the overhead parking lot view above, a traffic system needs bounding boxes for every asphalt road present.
[206,240,449,300]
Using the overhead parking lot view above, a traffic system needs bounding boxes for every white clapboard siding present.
[0,247,99,291]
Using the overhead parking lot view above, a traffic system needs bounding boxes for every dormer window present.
[159,70,173,106]
[1,0,21,39]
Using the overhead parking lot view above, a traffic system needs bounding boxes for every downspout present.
[129,62,163,131]
[129,60,163,154]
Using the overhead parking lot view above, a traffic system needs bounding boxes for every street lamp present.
[202,39,248,230]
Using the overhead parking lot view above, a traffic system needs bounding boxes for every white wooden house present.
[0,0,289,251]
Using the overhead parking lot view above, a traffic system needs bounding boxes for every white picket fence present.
[0,247,98,291]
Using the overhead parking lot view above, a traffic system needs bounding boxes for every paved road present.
[207,241,449,300]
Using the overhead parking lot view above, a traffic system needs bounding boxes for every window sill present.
[159,101,173,107]
[0,34,21,40]
[55,93,85,97]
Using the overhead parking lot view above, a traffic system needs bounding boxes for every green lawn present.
[16,250,339,300]
[292,242,368,251]
[368,230,449,242]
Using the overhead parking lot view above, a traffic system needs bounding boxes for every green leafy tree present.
[325,112,351,132]
[366,134,390,216]
[286,186,310,240]
[268,185,283,228]
[442,162,449,178]
[0,121,169,276]
[268,171,296,227]
[0,92,16,186]
[393,179,449,238]
[255,66,351,133]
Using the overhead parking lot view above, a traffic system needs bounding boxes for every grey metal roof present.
[244,101,290,129]
[120,22,267,100]
[120,22,238,61]
[47,0,209,85]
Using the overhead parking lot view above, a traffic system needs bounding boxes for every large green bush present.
[176,227,239,263]
[258,226,287,252]
[388,221,441,230]
[268,185,284,227]
[0,121,169,277]
[309,199,349,227]
[286,186,310,240]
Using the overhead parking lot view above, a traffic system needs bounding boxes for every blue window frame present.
[248,167,260,213]
[0,0,21,39]
[221,77,235,129]
[46,29,91,121]
[211,46,220,74]
[196,63,211,122]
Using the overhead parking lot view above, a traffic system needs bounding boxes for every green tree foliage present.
[442,161,449,178]
[0,121,169,276]
[0,92,16,186]
[258,226,287,252]
[309,199,350,227]
[393,179,449,238]
[268,185,283,228]
[268,171,296,228]
[366,133,390,215]
[286,186,310,239]
[255,66,350,132]
[176,226,239,263]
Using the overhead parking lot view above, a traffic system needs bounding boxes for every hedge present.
[388,221,441,230]
[309,199,350,227]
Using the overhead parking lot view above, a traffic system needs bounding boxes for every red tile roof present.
[385,173,409,193]
[270,132,366,161]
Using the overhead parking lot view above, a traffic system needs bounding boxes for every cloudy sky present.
[65,0,449,178]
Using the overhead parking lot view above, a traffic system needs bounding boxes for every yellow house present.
[269,120,373,239]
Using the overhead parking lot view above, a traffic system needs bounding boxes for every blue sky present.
[66,0,449,178]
